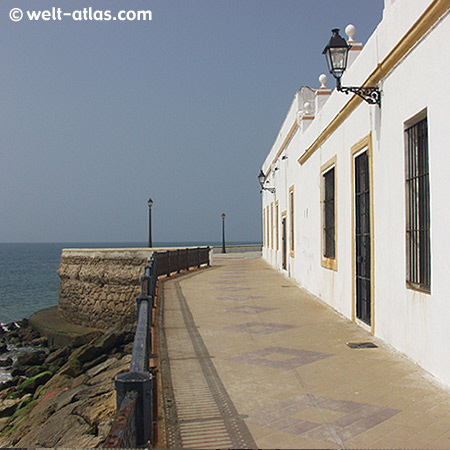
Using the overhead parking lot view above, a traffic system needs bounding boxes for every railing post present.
[167,250,171,277]
[197,246,201,268]
[115,371,153,446]
[177,249,181,273]
[186,249,189,271]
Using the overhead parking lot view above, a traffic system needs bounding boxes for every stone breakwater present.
[57,248,154,330]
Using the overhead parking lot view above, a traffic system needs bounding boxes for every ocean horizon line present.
[0,240,262,246]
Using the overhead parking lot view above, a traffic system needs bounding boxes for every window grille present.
[405,117,431,291]
[323,168,335,259]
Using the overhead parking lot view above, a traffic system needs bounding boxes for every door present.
[355,151,371,325]
[282,217,287,270]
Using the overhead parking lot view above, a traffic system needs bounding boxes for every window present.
[289,186,295,257]
[323,168,335,258]
[405,115,431,292]
[321,156,337,270]
[266,206,270,249]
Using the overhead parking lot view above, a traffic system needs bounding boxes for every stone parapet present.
[57,248,154,329]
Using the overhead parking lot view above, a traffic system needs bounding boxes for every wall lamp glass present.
[258,170,276,194]
[323,28,380,106]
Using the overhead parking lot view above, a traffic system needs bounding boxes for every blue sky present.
[0,0,384,244]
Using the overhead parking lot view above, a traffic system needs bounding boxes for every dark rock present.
[17,371,53,394]
[0,378,17,391]
[15,349,47,368]
[59,358,82,378]
[0,356,13,367]
[16,326,40,343]
[122,324,136,344]
[43,346,71,368]
[0,342,7,354]
[24,365,45,378]
[82,353,108,372]
[30,336,48,347]
[85,357,116,378]
[122,342,134,354]
[93,328,124,354]
[75,344,101,364]
[17,318,29,328]
[11,366,26,377]
[72,331,103,348]
[5,322,19,332]
[0,398,20,418]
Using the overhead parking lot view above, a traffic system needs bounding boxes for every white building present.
[260,0,450,387]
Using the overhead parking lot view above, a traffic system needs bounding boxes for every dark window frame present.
[323,167,336,260]
[405,114,431,293]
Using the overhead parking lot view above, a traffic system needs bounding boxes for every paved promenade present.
[159,256,450,449]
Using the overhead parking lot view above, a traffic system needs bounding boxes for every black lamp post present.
[221,213,226,253]
[323,28,381,106]
[147,198,153,248]
[258,170,276,194]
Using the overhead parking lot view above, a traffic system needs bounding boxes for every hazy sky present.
[0,0,384,244]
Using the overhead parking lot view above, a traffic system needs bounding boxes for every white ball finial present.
[319,73,328,89]
[303,102,311,113]
[345,24,356,43]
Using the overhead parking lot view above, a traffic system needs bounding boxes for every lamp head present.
[258,170,265,187]
[322,28,350,79]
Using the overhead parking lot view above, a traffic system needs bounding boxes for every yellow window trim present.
[321,156,337,271]
[351,133,375,335]
[288,185,295,257]
[275,201,279,251]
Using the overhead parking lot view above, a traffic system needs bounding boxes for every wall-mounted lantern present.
[258,170,276,194]
[323,28,381,106]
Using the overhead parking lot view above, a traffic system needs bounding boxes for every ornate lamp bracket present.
[337,80,381,106]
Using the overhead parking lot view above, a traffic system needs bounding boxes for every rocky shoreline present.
[0,319,134,447]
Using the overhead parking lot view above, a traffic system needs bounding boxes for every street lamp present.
[221,213,226,254]
[323,28,380,106]
[258,170,276,194]
[147,198,153,248]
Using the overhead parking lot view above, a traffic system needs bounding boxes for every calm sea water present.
[0,241,257,324]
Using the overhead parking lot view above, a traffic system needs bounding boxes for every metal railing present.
[103,247,211,448]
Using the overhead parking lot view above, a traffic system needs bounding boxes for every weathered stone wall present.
[57,249,154,329]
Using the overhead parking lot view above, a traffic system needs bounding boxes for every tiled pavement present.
[159,256,450,449]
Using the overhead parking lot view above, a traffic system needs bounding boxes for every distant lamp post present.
[221,213,226,254]
[323,28,380,106]
[147,198,153,248]
[258,170,276,194]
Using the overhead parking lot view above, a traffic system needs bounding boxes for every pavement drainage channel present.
[346,342,378,349]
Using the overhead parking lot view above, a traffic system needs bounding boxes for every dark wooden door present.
[355,151,371,325]
[282,217,287,270]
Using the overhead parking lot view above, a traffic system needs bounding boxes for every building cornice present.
[262,120,298,178]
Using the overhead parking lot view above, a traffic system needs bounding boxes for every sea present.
[0,241,259,325]
[0,240,259,382]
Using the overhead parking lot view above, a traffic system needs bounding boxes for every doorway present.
[282,215,287,270]
[354,150,371,326]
